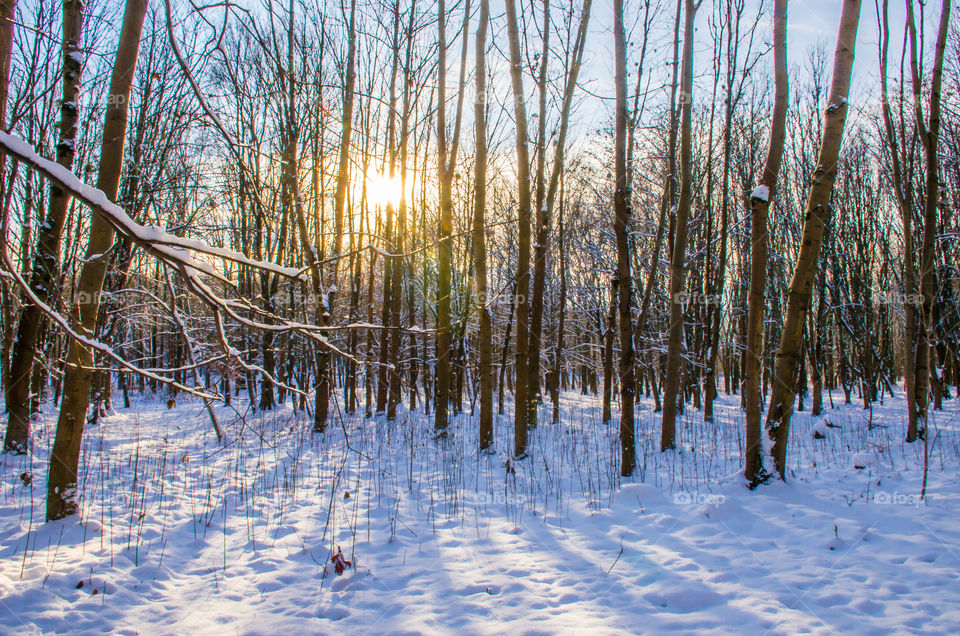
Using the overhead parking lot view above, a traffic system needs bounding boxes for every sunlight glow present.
[366,171,404,209]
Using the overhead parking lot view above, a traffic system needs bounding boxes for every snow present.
[813,419,829,438]
[752,184,770,201]
[0,252,219,402]
[0,131,353,362]
[852,451,877,469]
[2,389,960,633]
[0,132,306,282]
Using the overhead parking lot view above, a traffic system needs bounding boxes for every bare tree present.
[613,0,635,475]
[4,0,83,453]
[765,0,862,480]
[744,0,788,486]
[504,0,531,456]
[473,0,493,449]
[907,0,951,440]
[435,0,470,434]
[47,0,149,520]
[661,0,701,450]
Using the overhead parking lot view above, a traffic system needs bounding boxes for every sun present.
[366,170,404,209]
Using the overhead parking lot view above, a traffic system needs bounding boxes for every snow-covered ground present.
[2,388,960,634]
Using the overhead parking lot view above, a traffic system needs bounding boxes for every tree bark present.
[473,0,493,450]
[527,0,591,430]
[527,0,551,429]
[47,0,149,520]
[613,0,635,475]
[602,278,616,423]
[0,0,17,398]
[4,0,82,454]
[743,0,788,486]
[764,0,861,480]
[504,0,531,456]
[389,0,417,420]
[435,0,470,434]
[660,0,700,450]
[317,0,357,431]
[907,0,950,439]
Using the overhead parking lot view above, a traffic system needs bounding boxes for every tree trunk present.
[764,0,862,480]
[504,0,531,456]
[47,0,149,520]
[473,0,493,450]
[316,0,357,432]
[614,0,636,475]
[498,283,516,416]
[0,0,17,398]
[551,195,567,424]
[390,0,417,421]
[379,3,401,416]
[527,0,592,430]
[744,0,788,482]
[527,0,550,429]
[660,0,699,450]
[435,0,470,434]
[4,0,82,454]
[602,279,617,423]
[908,0,950,439]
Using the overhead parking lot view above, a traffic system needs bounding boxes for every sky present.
[553,0,937,140]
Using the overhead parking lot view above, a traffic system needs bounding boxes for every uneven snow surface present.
[2,391,960,634]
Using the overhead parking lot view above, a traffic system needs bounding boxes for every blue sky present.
[544,0,942,137]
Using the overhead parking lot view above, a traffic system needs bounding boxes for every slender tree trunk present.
[504,0,531,456]
[316,0,357,432]
[4,0,83,454]
[389,0,417,420]
[473,0,493,450]
[660,0,700,450]
[434,0,470,434]
[47,0,149,520]
[528,0,591,429]
[908,0,950,439]
[602,279,616,423]
[498,283,516,415]
[379,4,401,416]
[743,0,788,485]
[614,0,636,475]
[764,0,862,480]
[0,0,17,399]
[551,195,567,424]
[527,0,550,429]
[365,244,378,418]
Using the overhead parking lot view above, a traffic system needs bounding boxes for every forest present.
[0,0,959,632]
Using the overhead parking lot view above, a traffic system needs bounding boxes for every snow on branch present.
[0,131,305,282]
[751,184,770,202]
[0,131,358,363]
[0,251,221,402]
